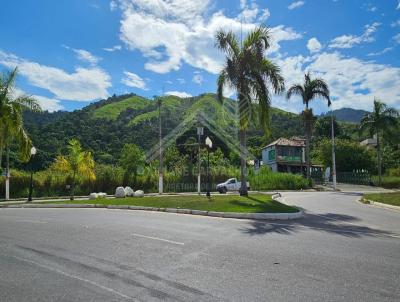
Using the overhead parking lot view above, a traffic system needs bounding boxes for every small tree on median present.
[52,139,95,200]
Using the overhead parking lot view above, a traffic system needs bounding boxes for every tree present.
[313,138,375,173]
[215,26,285,196]
[360,99,399,185]
[314,116,342,139]
[52,139,95,200]
[0,67,41,199]
[119,143,145,185]
[286,72,331,179]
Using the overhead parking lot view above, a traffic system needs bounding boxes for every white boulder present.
[124,186,134,197]
[89,193,98,200]
[97,192,107,199]
[115,187,126,198]
[134,190,144,197]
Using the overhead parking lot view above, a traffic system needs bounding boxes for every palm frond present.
[286,84,304,100]
[14,96,42,112]
[215,30,240,58]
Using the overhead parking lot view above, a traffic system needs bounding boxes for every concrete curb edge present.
[358,197,400,212]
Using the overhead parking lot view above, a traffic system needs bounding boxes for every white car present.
[216,178,250,194]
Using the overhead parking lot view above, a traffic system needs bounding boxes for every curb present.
[0,193,304,221]
[358,197,400,212]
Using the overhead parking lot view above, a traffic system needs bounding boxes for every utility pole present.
[197,121,204,195]
[158,97,163,194]
[331,108,337,190]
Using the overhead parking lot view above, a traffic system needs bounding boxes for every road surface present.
[0,192,399,301]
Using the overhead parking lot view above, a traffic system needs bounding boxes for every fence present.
[336,171,372,185]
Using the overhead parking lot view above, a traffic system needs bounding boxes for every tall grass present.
[249,166,310,190]
[0,164,310,199]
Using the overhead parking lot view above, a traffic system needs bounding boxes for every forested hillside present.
[18,93,360,171]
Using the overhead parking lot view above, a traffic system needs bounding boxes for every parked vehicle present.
[216,178,250,193]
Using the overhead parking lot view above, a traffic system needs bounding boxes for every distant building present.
[261,137,321,174]
[360,134,377,149]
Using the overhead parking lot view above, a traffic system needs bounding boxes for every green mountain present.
[21,93,306,170]
[320,108,369,123]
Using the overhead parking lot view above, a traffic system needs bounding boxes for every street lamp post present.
[27,146,37,202]
[157,97,163,194]
[197,126,204,194]
[331,109,337,190]
[205,137,212,198]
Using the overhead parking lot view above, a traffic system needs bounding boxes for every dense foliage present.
[313,138,376,173]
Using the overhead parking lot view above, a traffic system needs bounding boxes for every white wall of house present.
[262,146,278,172]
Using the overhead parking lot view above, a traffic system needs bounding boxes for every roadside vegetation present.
[1,28,400,201]
[47,194,299,213]
[363,192,400,207]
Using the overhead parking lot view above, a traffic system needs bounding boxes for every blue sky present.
[0,0,399,113]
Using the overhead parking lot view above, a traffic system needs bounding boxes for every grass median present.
[363,192,400,207]
[47,194,299,213]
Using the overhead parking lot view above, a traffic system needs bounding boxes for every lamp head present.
[30,146,37,156]
[205,137,213,148]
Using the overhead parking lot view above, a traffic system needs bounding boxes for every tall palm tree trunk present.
[239,128,248,196]
[5,146,10,200]
[376,133,382,186]
[70,171,76,201]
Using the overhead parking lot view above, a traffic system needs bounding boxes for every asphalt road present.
[0,192,399,302]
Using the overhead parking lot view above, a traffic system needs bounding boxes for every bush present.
[372,176,400,189]
[249,166,310,190]
[313,138,376,173]
[387,168,400,177]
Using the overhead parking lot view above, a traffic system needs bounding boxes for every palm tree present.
[360,99,399,185]
[53,139,95,200]
[0,67,41,199]
[286,72,331,179]
[215,26,285,196]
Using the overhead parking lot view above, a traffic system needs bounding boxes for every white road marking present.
[131,233,184,245]
[16,219,48,224]
[12,256,138,301]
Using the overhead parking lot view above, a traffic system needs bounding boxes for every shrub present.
[372,176,400,189]
[249,166,310,190]
[387,168,400,177]
[313,138,376,173]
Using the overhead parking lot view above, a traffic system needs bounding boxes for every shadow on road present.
[240,212,395,238]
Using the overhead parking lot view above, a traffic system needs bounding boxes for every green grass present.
[93,96,151,120]
[47,194,299,213]
[363,192,400,207]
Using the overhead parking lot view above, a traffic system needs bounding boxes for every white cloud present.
[276,52,400,111]
[365,4,377,12]
[0,50,111,101]
[391,20,400,27]
[307,37,322,53]
[288,1,305,10]
[177,78,186,84]
[34,95,64,112]
[103,45,122,52]
[116,0,302,74]
[63,45,101,65]
[192,73,204,85]
[394,33,400,44]
[367,47,394,56]
[121,71,147,90]
[165,91,192,98]
[329,22,380,49]
[259,9,270,22]
[110,0,118,11]
[12,88,64,112]
[73,49,100,65]
[397,1,400,10]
